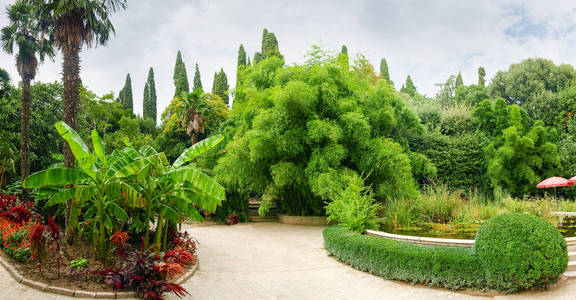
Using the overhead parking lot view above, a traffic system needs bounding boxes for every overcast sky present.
[1,0,576,122]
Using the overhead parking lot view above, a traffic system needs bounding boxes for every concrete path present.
[2,222,576,299]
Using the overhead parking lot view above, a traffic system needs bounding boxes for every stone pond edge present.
[0,250,199,299]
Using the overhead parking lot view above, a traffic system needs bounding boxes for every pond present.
[380,216,576,239]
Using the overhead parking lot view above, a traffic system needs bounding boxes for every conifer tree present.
[478,66,486,87]
[253,52,262,65]
[119,73,133,112]
[261,28,268,53]
[212,68,229,103]
[173,50,189,97]
[338,45,349,71]
[262,32,281,59]
[247,56,251,66]
[455,72,463,87]
[380,58,390,81]
[403,75,416,96]
[237,44,247,67]
[143,67,157,121]
[193,63,203,91]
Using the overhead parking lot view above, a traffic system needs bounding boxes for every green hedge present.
[323,226,487,290]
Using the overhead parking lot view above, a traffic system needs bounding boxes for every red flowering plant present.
[226,213,239,225]
[0,217,38,262]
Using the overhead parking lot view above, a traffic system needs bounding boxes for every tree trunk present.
[20,78,31,202]
[62,44,81,239]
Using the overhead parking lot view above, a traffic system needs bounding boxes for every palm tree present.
[30,0,126,169]
[1,0,54,201]
[175,90,211,145]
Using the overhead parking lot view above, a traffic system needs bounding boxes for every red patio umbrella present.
[537,177,573,207]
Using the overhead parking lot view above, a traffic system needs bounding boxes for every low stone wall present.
[366,229,576,248]
[0,249,198,299]
[278,215,332,226]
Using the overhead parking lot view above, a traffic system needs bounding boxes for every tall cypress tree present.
[380,58,390,81]
[193,63,203,92]
[337,45,349,71]
[247,56,251,66]
[404,75,416,96]
[173,50,189,98]
[237,44,247,67]
[262,32,281,59]
[478,66,486,87]
[119,73,133,112]
[253,52,262,65]
[455,72,464,87]
[261,28,268,53]
[212,68,229,103]
[143,67,157,121]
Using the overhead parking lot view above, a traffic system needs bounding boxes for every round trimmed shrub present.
[475,213,567,292]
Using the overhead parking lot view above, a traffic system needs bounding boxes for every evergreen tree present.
[247,56,251,66]
[338,45,349,71]
[455,72,463,87]
[478,66,486,87]
[193,63,203,92]
[173,50,189,97]
[403,75,416,96]
[253,52,262,65]
[380,58,390,81]
[262,32,282,59]
[212,68,229,103]
[143,67,157,121]
[119,73,133,112]
[237,44,247,67]
[261,28,268,53]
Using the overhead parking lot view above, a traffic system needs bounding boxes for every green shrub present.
[325,174,380,233]
[323,226,487,290]
[475,213,567,292]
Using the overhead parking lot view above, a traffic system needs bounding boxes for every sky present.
[1,0,576,122]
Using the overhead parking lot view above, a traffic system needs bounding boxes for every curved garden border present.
[0,250,198,299]
[366,229,576,248]
[278,214,333,226]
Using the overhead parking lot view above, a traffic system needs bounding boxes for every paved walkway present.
[2,222,576,299]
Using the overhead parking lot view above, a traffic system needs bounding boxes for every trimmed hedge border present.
[0,249,199,299]
[323,225,487,290]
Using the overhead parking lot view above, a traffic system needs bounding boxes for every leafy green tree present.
[212,68,229,103]
[454,84,489,106]
[0,68,10,98]
[118,73,133,112]
[485,121,560,197]
[215,48,422,216]
[173,50,189,97]
[193,63,202,92]
[253,52,262,65]
[478,66,486,87]
[1,0,55,200]
[143,67,157,122]
[455,72,463,87]
[31,0,127,171]
[488,58,576,105]
[174,90,210,145]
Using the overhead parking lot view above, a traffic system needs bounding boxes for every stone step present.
[564,271,576,279]
[568,244,576,252]
[567,261,576,272]
[249,216,278,222]
[570,251,576,261]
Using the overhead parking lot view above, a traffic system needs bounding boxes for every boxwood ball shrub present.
[475,213,568,292]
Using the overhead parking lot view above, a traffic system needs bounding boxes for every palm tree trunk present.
[20,78,31,202]
[62,44,81,239]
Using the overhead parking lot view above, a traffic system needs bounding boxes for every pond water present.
[380,216,576,239]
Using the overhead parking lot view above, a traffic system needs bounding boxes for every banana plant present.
[24,121,140,260]
[113,134,225,251]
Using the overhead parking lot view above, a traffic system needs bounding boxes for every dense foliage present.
[475,213,567,292]
[323,225,487,290]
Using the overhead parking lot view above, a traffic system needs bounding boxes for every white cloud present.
[1,0,576,122]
